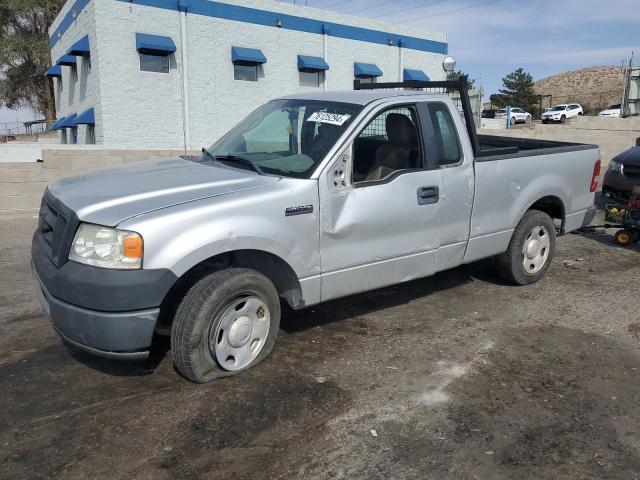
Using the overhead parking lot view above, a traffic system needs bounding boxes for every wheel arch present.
[527,195,566,231]
[157,249,305,331]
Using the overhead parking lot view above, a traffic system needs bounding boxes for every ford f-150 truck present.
[32,79,600,383]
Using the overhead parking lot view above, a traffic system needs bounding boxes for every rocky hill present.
[535,66,625,114]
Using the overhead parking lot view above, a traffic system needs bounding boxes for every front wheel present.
[560,115,566,123]
[496,210,557,285]
[171,268,281,383]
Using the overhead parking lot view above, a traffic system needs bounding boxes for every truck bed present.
[477,134,598,161]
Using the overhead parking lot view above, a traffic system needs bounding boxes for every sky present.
[2,0,638,123]
[306,0,639,94]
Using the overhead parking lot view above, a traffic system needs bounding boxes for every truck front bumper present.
[31,227,177,360]
[33,264,159,360]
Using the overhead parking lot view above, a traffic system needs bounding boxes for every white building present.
[46,0,448,149]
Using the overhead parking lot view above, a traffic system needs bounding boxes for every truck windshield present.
[205,99,362,178]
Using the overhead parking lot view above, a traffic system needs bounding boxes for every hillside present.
[535,66,625,114]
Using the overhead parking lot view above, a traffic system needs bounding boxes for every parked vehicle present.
[32,79,600,383]
[541,104,583,123]
[598,104,622,118]
[495,107,532,124]
[481,109,496,119]
[602,137,640,200]
[0,134,16,143]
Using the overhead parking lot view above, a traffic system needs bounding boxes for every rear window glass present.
[428,103,461,166]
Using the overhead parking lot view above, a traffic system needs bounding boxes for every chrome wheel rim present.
[209,295,270,371]
[522,225,551,274]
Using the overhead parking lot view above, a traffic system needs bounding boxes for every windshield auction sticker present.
[306,112,351,126]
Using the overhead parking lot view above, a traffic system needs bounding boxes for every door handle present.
[417,185,439,205]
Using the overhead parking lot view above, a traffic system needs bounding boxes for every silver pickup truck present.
[32,79,600,383]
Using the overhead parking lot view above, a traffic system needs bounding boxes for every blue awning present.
[49,116,67,131]
[136,33,177,55]
[56,55,77,66]
[354,62,383,78]
[59,114,78,128]
[74,108,95,125]
[298,55,329,72]
[67,36,90,56]
[45,65,62,77]
[231,47,267,64]
[403,69,430,82]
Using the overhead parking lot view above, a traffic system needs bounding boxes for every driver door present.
[318,103,444,302]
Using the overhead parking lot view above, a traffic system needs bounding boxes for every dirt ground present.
[1,211,639,480]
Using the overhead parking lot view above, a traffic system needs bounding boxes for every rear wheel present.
[496,210,556,285]
[525,115,532,124]
[171,268,280,383]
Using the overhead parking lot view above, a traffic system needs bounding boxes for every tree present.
[498,67,539,115]
[0,0,66,123]
[489,93,507,107]
[447,69,476,90]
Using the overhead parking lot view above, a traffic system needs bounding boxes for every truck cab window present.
[429,103,461,166]
[353,106,422,182]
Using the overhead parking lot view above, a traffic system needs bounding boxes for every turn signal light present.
[123,234,143,258]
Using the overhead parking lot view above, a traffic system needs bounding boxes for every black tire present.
[511,116,517,125]
[525,115,531,124]
[171,268,281,383]
[496,210,556,285]
[542,120,548,124]
[560,115,566,123]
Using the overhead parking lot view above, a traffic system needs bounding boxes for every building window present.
[139,53,170,73]
[70,127,78,144]
[84,54,91,74]
[86,125,96,145]
[71,66,78,83]
[299,70,322,88]
[357,76,377,84]
[234,63,258,82]
[60,130,68,144]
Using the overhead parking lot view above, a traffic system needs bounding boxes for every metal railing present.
[0,121,47,141]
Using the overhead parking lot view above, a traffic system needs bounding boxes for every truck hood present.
[47,157,280,226]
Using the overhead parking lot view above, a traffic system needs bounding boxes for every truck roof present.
[276,89,435,105]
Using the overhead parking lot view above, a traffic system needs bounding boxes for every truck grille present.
[623,164,640,179]
[37,191,78,267]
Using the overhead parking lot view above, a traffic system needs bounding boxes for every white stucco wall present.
[49,0,102,145]
[49,0,448,149]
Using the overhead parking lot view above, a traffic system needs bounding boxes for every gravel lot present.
[1,211,639,479]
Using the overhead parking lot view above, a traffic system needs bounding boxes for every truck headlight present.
[607,161,623,174]
[69,223,143,269]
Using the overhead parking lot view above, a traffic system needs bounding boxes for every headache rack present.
[354,77,483,157]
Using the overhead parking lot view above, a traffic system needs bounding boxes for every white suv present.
[495,107,532,124]
[541,104,583,123]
